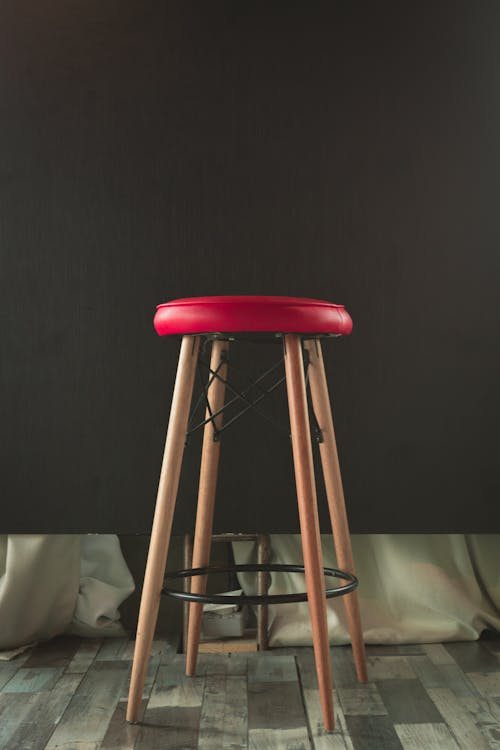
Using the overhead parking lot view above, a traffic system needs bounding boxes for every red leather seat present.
[154,295,352,336]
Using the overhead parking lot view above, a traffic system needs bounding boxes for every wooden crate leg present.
[257,533,271,650]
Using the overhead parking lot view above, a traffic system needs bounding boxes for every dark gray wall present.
[2,1,499,533]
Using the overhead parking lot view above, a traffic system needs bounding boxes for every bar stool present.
[126,295,367,731]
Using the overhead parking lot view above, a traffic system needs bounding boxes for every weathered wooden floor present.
[0,634,499,749]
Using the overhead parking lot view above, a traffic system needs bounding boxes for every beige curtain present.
[0,535,135,653]
[234,534,500,645]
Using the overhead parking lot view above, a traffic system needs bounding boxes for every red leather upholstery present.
[154,296,352,336]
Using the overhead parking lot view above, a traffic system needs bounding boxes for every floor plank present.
[424,644,457,666]
[96,636,130,661]
[301,688,349,750]
[44,660,129,749]
[148,657,205,709]
[466,672,500,698]
[0,693,40,747]
[426,687,491,750]
[331,647,359,689]
[248,681,311,749]
[22,635,81,668]
[1,667,63,693]
[1,673,83,750]
[376,679,444,724]
[0,664,21,691]
[296,649,348,747]
[101,644,166,749]
[408,655,479,697]
[198,674,229,749]
[366,656,416,681]
[338,685,388,717]
[248,653,298,683]
[135,655,204,750]
[394,722,459,749]
[344,715,404,750]
[66,638,103,674]
[445,642,500,673]
[460,695,500,749]
[362,645,425,656]
[222,675,248,750]
[136,705,202,750]
[0,636,498,749]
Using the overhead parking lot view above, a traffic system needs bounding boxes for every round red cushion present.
[153,296,352,336]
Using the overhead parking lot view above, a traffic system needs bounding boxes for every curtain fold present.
[0,535,135,653]
[233,534,500,645]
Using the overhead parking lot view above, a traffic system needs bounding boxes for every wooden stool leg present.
[284,334,335,732]
[304,339,368,683]
[185,339,229,676]
[126,335,200,723]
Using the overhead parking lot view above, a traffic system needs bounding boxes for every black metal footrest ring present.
[161,563,358,605]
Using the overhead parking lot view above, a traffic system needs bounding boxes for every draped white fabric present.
[0,535,135,652]
[233,534,500,645]
[1,533,498,653]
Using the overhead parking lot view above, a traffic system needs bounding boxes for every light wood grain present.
[198,636,258,654]
[465,672,500,698]
[304,339,367,684]
[284,334,334,731]
[460,695,500,749]
[461,694,500,725]
[186,339,230,677]
[126,335,201,722]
